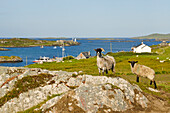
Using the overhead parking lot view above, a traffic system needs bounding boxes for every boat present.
[53,46,57,49]
[40,46,44,48]
[33,56,52,63]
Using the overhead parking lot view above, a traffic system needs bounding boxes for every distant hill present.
[132,33,170,40]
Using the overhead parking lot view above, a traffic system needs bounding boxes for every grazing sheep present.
[94,48,116,75]
[128,61,157,89]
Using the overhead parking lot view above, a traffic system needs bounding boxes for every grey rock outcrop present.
[0,83,70,113]
[0,67,76,98]
[0,67,42,98]
[40,75,149,113]
[0,67,151,113]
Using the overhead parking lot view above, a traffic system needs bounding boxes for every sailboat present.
[40,45,44,48]
[53,46,57,49]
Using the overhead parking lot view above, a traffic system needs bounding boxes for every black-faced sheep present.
[128,61,157,89]
[94,48,116,75]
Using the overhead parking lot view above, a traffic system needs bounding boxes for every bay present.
[0,38,162,67]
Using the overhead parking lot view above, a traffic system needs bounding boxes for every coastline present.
[0,48,9,51]
[0,61,23,63]
[0,44,80,48]
[0,38,80,48]
[0,56,23,63]
[0,38,161,67]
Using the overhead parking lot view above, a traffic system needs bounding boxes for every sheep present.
[128,61,157,89]
[94,48,116,75]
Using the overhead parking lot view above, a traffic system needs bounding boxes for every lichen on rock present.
[0,67,159,113]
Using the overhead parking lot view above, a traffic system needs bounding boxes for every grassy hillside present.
[27,46,170,93]
[132,33,170,40]
[27,50,170,75]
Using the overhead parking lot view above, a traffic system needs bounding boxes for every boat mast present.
[62,42,65,58]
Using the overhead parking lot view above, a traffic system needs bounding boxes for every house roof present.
[134,43,143,48]
[133,42,151,49]
[81,52,91,58]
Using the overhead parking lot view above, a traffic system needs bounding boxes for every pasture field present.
[27,46,170,103]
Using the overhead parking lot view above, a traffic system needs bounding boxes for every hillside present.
[0,38,80,47]
[0,46,170,112]
[132,33,170,40]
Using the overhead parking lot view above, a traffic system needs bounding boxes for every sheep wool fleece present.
[132,64,155,80]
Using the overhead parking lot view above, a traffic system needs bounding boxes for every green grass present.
[27,50,170,92]
[152,46,170,58]
[27,49,170,90]
[63,56,74,61]
[27,51,170,76]
[27,58,99,76]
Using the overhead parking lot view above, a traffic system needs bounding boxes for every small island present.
[0,56,23,63]
[0,48,9,51]
[0,38,80,47]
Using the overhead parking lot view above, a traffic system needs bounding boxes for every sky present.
[0,0,170,38]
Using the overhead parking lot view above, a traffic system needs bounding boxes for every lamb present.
[128,61,157,89]
[94,48,116,75]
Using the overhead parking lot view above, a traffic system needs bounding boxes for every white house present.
[131,42,151,53]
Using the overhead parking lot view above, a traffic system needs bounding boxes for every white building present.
[72,38,77,42]
[131,42,151,53]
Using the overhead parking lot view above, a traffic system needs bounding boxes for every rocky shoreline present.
[0,67,169,113]
[0,56,23,63]
[0,48,9,51]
